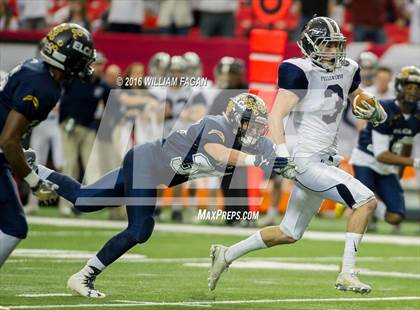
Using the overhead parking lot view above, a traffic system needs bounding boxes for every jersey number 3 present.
[322,84,344,125]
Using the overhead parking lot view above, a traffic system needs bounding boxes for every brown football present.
[353,92,376,112]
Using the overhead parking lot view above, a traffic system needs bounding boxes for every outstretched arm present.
[203,143,256,167]
[0,110,32,179]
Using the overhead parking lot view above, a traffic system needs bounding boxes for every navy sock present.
[96,230,137,266]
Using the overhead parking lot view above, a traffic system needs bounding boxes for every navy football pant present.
[46,143,161,266]
[0,155,28,239]
[353,165,405,218]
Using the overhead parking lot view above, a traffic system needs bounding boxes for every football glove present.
[354,97,387,127]
[273,160,298,180]
[31,179,59,202]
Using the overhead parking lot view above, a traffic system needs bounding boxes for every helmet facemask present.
[298,17,346,72]
[239,114,268,147]
[300,33,346,72]
[224,93,269,147]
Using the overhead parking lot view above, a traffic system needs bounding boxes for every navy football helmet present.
[40,23,95,79]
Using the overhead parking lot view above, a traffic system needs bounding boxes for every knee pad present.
[127,217,155,244]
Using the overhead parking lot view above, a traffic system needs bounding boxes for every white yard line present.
[17,294,72,298]
[11,249,419,265]
[9,296,420,309]
[27,216,420,246]
[185,261,420,279]
[10,249,420,279]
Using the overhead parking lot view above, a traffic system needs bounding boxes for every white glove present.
[414,158,420,170]
[354,97,387,127]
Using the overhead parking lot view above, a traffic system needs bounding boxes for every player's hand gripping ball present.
[352,92,387,126]
[352,92,377,118]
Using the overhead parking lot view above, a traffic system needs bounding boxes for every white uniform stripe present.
[321,17,335,35]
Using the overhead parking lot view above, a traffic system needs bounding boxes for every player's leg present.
[353,165,378,231]
[208,185,323,290]
[0,165,28,268]
[298,163,376,294]
[35,163,124,213]
[67,144,159,297]
[375,174,405,226]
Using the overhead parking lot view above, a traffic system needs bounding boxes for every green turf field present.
[1,214,419,310]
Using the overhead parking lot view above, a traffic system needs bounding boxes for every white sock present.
[87,255,106,271]
[37,165,54,180]
[374,201,386,221]
[225,231,267,263]
[0,230,21,268]
[341,232,363,273]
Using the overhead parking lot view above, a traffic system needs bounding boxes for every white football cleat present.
[67,266,106,298]
[208,244,230,291]
[335,270,372,294]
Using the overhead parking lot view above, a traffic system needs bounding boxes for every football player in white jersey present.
[208,16,387,294]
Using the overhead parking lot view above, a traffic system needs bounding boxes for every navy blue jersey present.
[357,99,420,156]
[158,115,274,184]
[0,58,61,139]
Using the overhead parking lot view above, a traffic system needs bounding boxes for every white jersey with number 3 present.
[279,57,360,158]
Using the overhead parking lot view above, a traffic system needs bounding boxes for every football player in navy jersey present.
[0,23,95,269]
[26,93,296,298]
[350,66,420,229]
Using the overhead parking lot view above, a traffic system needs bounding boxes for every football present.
[352,92,377,113]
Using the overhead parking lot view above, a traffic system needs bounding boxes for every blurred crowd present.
[0,0,419,43]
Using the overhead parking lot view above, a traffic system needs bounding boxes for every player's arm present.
[0,110,58,200]
[268,89,299,146]
[0,110,33,178]
[398,144,413,178]
[372,130,419,168]
[269,61,306,157]
[203,143,287,169]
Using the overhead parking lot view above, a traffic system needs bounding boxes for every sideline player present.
[350,66,420,229]
[208,17,387,294]
[27,93,296,297]
[0,23,95,268]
